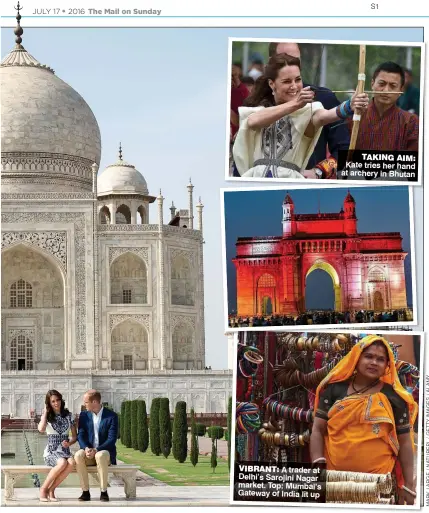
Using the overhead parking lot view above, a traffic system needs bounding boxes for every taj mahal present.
[1,16,231,418]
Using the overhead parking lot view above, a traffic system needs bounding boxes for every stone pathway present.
[1,486,230,507]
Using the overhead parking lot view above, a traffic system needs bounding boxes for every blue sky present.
[1,26,423,367]
[224,186,413,312]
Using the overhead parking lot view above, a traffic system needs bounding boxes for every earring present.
[272,89,275,96]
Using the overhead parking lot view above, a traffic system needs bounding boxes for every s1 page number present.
[371,3,379,7]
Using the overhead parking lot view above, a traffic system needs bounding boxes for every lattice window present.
[124,354,133,370]
[258,273,276,287]
[10,279,32,308]
[122,289,132,303]
[10,335,34,370]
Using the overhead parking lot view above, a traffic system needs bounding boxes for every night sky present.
[224,186,413,313]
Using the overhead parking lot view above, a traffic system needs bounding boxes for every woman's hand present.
[351,91,369,112]
[62,440,71,448]
[398,486,416,505]
[291,86,315,110]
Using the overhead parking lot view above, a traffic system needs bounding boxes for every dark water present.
[1,431,95,488]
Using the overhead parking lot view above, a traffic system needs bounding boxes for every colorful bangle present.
[335,99,353,120]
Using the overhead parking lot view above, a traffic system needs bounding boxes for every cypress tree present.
[120,401,126,441]
[190,407,198,467]
[227,396,232,470]
[172,401,188,463]
[159,398,172,458]
[123,401,132,448]
[131,400,139,450]
[150,398,161,456]
[137,400,149,453]
[210,437,218,473]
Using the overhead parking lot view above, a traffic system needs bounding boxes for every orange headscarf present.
[314,334,418,446]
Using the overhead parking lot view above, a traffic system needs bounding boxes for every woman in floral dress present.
[37,390,77,501]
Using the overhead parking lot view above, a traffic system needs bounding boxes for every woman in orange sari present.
[310,335,417,505]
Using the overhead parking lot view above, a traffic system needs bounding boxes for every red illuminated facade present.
[233,192,408,316]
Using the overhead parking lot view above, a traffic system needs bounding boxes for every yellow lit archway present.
[305,261,342,311]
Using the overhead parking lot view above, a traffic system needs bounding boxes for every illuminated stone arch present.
[305,260,342,311]
[256,272,277,315]
[367,266,389,311]
[110,252,147,304]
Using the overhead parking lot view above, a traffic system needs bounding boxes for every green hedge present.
[120,401,126,440]
[159,398,172,458]
[207,426,224,440]
[136,400,149,453]
[131,401,139,450]
[172,401,188,463]
[195,423,206,437]
[190,407,198,467]
[149,398,161,456]
[123,401,132,448]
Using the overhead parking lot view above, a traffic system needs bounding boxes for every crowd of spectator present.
[228,308,413,327]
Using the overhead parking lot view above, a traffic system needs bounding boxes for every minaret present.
[157,190,166,369]
[92,162,98,196]
[343,190,357,235]
[187,178,194,229]
[196,196,205,368]
[196,197,204,237]
[282,193,296,238]
[92,162,100,370]
[157,189,164,228]
[169,201,176,221]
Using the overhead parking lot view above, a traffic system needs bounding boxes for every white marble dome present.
[98,160,149,196]
[1,50,101,163]
[1,44,101,193]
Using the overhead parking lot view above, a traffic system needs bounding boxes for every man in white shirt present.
[75,389,119,502]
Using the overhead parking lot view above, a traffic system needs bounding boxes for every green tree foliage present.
[123,401,132,448]
[210,437,218,473]
[195,423,206,437]
[190,407,198,467]
[149,398,161,456]
[131,401,139,450]
[159,398,172,458]
[120,401,126,440]
[172,401,188,463]
[207,426,224,440]
[136,400,149,453]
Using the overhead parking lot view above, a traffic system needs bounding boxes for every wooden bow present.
[347,45,366,162]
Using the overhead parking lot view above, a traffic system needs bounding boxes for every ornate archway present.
[305,261,342,311]
[233,192,409,317]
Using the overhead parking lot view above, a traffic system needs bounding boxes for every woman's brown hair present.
[45,389,69,423]
[244,53,301,108]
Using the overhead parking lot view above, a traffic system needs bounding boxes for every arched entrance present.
[373,291,384,311]
[261,296,273,315]
[256,273,276,315]
[1,244,65,370]
[305,261,342,311]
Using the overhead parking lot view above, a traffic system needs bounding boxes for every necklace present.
[351,375,380,395]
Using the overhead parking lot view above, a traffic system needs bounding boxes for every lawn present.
[116,441,230,486]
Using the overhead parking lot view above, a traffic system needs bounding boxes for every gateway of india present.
[1,12,231,418]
